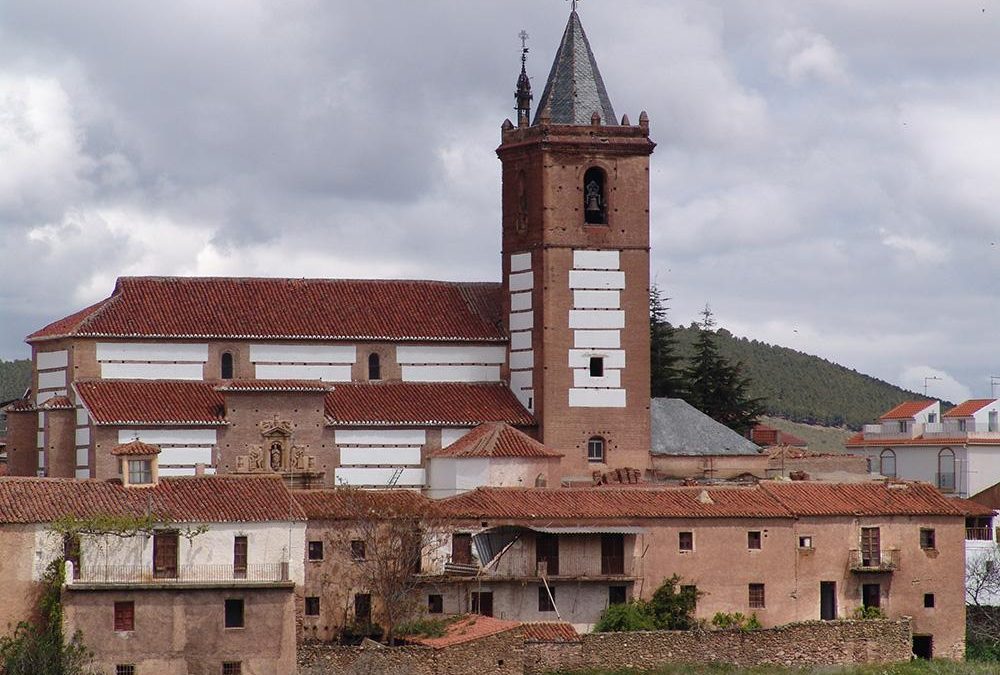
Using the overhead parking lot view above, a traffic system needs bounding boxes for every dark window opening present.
[608,585,627,606]
[233,536,248,579]
[64,533,81,580]
[601,533,625,575]
[862,583,881,609]
[587,436,605,463]
[536,533,559,576]
[820,581,836,620]
[913,635,933,660]
[351,539,366,561]
[679,531,693,551]
[749,583,765,609]
[924,593,935,608]
[307,540,323,561]
[305,597,320,616]
[538,585,556,612]
[224,598,245,629]
[223,662,242,675]
[354,593,372,624]
[116,666,136,675]
[589,356,604,378]
[583,167,607,225]
[748,531,762,550]
[471,591,493,617]
[368,353,381,381]
[114,601,135,632]
[920,528,936,550]
[221,352,234,379]
[428,594,443,614]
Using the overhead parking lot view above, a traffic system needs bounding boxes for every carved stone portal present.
[235,416,316,474]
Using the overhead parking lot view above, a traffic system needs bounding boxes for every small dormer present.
[112,440,161,488]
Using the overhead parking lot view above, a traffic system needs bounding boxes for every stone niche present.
[236,416,321,483]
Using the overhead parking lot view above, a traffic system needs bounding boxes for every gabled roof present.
[651,398,761,456]
[533,11,617,126]
[429,422,560,459]
[324,382,534,427]
[38,396,74,410]
[880,400,936,420]
[111,440,161,456]
[28,276,504,343]
[75,380,226,426]
[405,615,520,649]
[944,399,997,418]
[762,481,980,517]
[0,476,306,523]
[845,432,1000,448]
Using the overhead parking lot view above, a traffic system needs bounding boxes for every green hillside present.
[672,325,933,430]
[0,359,31,404]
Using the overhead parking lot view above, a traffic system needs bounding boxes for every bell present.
[586,194,601,213]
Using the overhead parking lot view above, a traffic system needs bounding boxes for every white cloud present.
[773,29,848,85]
[898,366,971,404]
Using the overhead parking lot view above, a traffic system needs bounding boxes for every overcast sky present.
[2,1,999,403]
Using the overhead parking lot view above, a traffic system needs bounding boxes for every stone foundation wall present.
[298,619,912,674]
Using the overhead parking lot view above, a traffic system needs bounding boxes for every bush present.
[595,575,701,632]
[594,602,658,632]
[852,605,886,620]
[396,616,459,639]
[710,612,761,631]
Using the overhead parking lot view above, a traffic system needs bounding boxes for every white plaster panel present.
[574,330,621,349]
[569,270,625,289]
[573,290,620,309]
[118,429,217,445]
[334,467,426,487]
[401,365,501,382]
[249,344,356,364]
[38,370,66,390]
[335,429,426,446]
[157,467,197,477]
[569,349,626,369]
[569,388,627,408]
[101,362,204,380]
[509,271,534,292]
[510,331,533,351]
[510,291,532,312]
[254,364,351,381]
[76,407,89,426]
[160,447,214,465]
[37,431,45,448]
[396,345,507,365]
[441,428,473,448]
[569,310,625,329]
[510,371,533,391]
[36,391,56,405]
[38,412,45,429]
[573,250,620,270]
[75,427,90,446]
[96,342,209,362]
[509,311,534,331]
[76,448,89,466]
[573,369,622,388]
[74,469,91,479]
[509,351,534,370]
[514,388,534,409]
[509,252,532,272]
[37,350,69,370]
[340,447,423,466]
[37,450,44,467]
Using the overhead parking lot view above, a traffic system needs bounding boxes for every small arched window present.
[879,448,896,478]
[368,353,381,381]
[937,448,956,492]
[221,352,234,379]
[583,167,607,225]
[587,436,606,463]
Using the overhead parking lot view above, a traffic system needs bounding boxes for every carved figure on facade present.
[236,416,317,475]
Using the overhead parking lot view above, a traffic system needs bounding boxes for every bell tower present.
[499,10,655,482]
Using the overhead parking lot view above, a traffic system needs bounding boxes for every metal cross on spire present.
[568,0,579,12]
[519,29,529,52]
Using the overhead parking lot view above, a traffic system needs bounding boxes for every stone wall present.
[298,619,912,674]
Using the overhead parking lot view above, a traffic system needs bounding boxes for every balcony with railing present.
[966,528,994,541]
[432,547,635,581]
[65,562,291,588]
[848,549,900,573]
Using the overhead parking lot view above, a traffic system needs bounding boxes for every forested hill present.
[0,360,31,403]
[672,325,935,430]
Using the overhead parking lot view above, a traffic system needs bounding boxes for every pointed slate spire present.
[533,10,617,126]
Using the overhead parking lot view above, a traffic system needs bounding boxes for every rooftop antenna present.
[923,376,942,397]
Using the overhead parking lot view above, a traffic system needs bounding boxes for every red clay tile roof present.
[844,434,1000,448]
[28,276,504,343]
[216,380,332,393]
[293,489,435,520]
[324,382,534,427]
[4,399,36,413]
[38,396,74,410]
[75,380,225,426]
[521,623,580,643]
[440,481,975,520]
[880,400,935,420]
[944,399,997,418]
[429,423,560,459]
[751,424,806,448]
[0,476,305,523]
[111,440,162,456]
[405,615,520,649]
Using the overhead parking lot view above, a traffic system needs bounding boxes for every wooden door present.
[153,530,179,579]
[860,527,881,566]
[452,533,472,565]
[601,534,625,575]
[233,536,248,579]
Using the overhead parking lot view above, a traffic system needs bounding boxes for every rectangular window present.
[959,419,968,432]
[862,583,881,609]
[307,540,323,561]
[354,593,372,624]
[747,531,762,550]
[113,601,135,632]
[351,539,366,561]
[749,583,765,609]
[304,597,320,616]
[589,356,604,378]
[233,536,248,579]
[678,531,693,551]
[428,594,443,614]
[860,527,881,566]
[920,528,936,550]
[924,593,935,608]
[128,459,152,484]
[222,663,242,675]
[224,598,245,629]
[898,421,907,433]
[116,666,136,675]
[608,586,627,606]
[798,535,813,549]
[538,585,556,612]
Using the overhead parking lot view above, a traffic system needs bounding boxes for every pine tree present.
[649,286,686,398]
[684,306,765,435]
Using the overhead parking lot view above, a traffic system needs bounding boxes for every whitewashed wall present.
[97,343,208,380]
[568,250,626,408]
[118,429,217,475]
[507,252,535,411]
[250,344,355,382]
[333,429,426,488]
[35,350,68,404]
[397,345,505,383]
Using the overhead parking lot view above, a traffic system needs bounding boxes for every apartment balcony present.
[966,527,994,541]
[430,552,635,581]
[65,562,292,589]
[848,549,900,573]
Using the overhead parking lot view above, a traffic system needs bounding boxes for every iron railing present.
[966,528,993,541]
[848,549,900,573]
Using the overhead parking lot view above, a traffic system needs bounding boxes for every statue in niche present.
[270,441,283,471]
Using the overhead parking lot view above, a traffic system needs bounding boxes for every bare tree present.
[966,543,1000,651]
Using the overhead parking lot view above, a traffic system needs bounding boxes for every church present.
[5,10,655,493]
